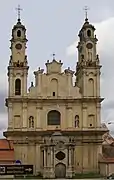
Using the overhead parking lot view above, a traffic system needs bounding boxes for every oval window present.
[87,30,91,37]
[17,30,21,37]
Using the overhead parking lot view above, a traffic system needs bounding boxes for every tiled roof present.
[0,139,14,164]
[0,139,14,150]
[103,132,114,145]
[99,154,114,163]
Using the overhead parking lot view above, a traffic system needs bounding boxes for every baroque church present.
[3,10,108,178]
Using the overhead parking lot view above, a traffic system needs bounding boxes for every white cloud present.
[0,113,7,138]
[66,17,114,135]
[66,17,114,56]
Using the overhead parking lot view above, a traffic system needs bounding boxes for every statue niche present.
[75,115,79,128]
[29,116,34,128]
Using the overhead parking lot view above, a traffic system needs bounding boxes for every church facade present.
[4,14,108,178]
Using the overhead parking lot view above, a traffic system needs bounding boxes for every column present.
[22,103,27,129]
[50,146,54,167]
[83,72,87,97]
[72,147,75,168]
[96,70,100,97]
[69,147,72,167]
[96,103,101,127]
[23,70,28,96]
[44,147,47,168]
[36,105,42,129]
[67,106,73,128]
[67,147,69,167]
[8,103,13,129]
[9,73,13,96]
[82,103,87,128]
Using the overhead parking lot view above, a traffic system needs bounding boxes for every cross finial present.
[52,53,55,60]
[16,5,22,22]
[83,6,89,21]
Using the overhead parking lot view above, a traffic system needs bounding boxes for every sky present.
[0,0,114,137]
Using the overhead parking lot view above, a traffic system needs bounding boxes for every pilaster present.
[36,105,42,129]
[82,103,87,128]
[66,106,73,128]
[22,103,27,130]
[8,103,13,130]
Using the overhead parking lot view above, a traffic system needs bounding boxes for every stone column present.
[9,73,13,96]
[83,71,87,96]
[66,146,72,178]
[72,147,75,169]
[82,103,87,128]
[23,70,28,96]
[49,146,55,178]
[67,146,69,167]
[96,103,101,128]
[96,70,100,97]
[22,103,27,129]
[50,147,53,167]
[44,148,47,168]
[8,103,13,129]
[69,147,72,167]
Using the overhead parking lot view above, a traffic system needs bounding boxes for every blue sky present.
[0,0,114,136]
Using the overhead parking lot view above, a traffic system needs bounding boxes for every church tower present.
[8,7,29,98]
[76,17,101,98]
[7,6,29,130]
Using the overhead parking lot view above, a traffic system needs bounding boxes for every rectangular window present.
[53,92,55,96]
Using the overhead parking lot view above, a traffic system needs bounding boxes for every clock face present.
[15,43,22,50]
[86,43,93,49]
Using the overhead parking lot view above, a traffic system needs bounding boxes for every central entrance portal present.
[55,163,66,178]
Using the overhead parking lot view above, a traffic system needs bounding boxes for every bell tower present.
[76,15,101,97]
[8,5,29,97]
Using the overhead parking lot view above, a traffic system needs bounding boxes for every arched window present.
[15,79,21,95]
[88,78,94,96]
[87,29,91,37]
[47,110,61,125]
[17,30,21,37]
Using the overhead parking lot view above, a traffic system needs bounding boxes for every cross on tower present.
[52,53,56,60]
[16,5,23,21]
[83,6,89,20]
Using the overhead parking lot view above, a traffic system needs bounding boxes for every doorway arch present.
[55,163,66,178]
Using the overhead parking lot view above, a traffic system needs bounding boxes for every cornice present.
[6,97,104,106]
[3,128,108,138]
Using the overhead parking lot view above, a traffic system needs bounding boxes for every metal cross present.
[83,6,89,20]
[16,5,22,21]
[52,53,55,60]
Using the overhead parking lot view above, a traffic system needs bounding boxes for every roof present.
[99,154,114,163]
[0,139,14,163]
[0,151,14,161]
[103,132,114,145]
[0,139,14,150]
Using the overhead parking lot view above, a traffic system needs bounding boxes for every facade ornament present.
[75,115,79,128]
[29,116,34,128]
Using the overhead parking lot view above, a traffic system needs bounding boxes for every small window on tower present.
[17,30,21,37]
[53,92,55,96]
[87,30,91,37]
[15,79,21,95]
